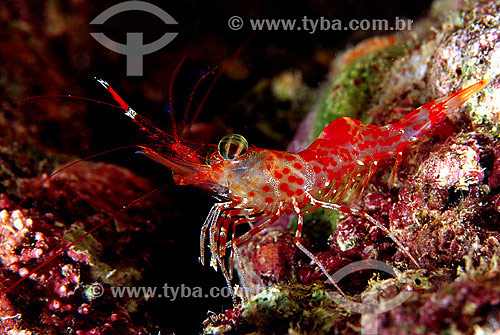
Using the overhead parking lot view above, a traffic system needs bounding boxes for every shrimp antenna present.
[180,69,216,136]
[168,54,187,140]
[184,36,254,138]
[5,94,124,111]
[0,143,172,273]
[3,183,172,295]
[95,78,174,145]
[15,143,171,209]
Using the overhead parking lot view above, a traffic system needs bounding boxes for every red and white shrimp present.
[3,78,488,301]
[97,78,489,299]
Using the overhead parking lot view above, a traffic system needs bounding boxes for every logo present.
[90,1,178,76]
[328,260,413,334]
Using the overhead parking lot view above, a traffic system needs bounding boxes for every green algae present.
[312,44,409,140]
[0,138,71,195]
[289,208,340,248]
[63,224,142,288]
[242,283,350,335]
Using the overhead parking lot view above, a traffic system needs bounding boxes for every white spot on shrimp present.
[125,108,137,119]
[268,178,280,195]
[96,78,109,89]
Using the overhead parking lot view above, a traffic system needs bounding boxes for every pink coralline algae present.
[17,161,162,236]
[376,266,500,334]
[0,158,169,334]
[416,141,484,191]
[390,136,486,230]
[0,204,150,334]
[488,143,500,191]
[250,231,300,285]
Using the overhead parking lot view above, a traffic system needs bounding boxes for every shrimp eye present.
[218,134,248,160]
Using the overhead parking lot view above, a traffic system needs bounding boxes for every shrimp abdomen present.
[314,80,489,164]
[392,79,489,140]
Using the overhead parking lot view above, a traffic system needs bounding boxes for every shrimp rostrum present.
[100,79,489,300]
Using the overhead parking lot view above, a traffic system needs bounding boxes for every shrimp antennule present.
[96,78,174,144]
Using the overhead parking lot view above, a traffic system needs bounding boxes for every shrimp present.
[3,78,488,302]
[98,78,489,300]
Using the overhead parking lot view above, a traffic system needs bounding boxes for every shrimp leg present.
[207,210,239,302]
[389,151,403,188]
[228,208,283,299]
[291,199,349,298]
[305,193,421,268]
[204,204,282,301]
[200,202,232,266]
[354,161,378,201]
[221,214,261,279]
[215,213,237,294]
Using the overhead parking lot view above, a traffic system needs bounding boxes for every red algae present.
[0,194,157,334]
